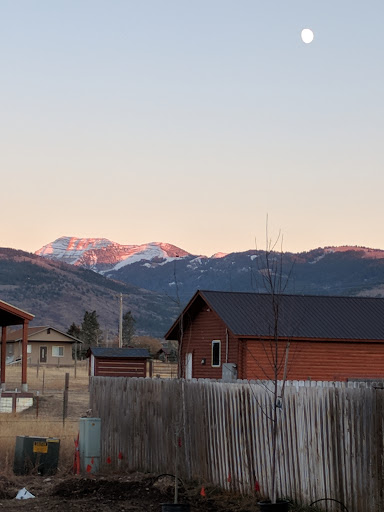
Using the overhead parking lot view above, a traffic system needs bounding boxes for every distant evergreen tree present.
[81,310,103,351]
[122,311,136,347]
[67,322,81,339]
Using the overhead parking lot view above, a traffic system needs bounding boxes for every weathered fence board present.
[90,378,384,510]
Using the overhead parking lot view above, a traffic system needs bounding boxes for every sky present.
[1,1,383,257]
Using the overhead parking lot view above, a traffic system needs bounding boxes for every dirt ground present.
[0,472,260,511]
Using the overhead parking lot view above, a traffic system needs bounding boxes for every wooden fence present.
[90,378,384,511]
[148,360,178,379]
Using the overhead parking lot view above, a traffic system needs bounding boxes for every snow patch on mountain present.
[309,253,326,265]
[112,243,185,270]
[35,236,113,264]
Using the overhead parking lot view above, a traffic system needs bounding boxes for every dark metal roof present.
[167,290,384,341]
[88,347,150,358]
[7,326,82,343]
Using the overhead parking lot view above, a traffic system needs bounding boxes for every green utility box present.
[13,436,60,475]
[79,418,101,474]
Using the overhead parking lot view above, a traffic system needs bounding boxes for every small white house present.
[6,326,81,366]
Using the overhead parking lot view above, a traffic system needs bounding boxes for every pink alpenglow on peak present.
[211,252,228,259]
[324,246,384,259]
[35,237,192,271]
[35,237,113,265]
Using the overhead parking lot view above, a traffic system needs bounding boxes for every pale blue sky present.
[1,1,383,256]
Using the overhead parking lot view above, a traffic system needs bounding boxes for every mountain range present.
[2,236,384,339]
[0,247,179,338]
[36,237,384,303]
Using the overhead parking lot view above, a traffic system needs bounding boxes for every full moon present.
[301,28,314,44]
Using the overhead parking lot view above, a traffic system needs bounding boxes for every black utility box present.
[13,436,60,475]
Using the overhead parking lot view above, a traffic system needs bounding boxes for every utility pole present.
[119,293,123,348]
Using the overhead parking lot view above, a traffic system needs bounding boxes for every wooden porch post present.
[21,320,29,391]
[1,326,6,391]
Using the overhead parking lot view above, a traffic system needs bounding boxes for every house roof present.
[88,347,150,359]
[0,299,34,327]
[165,290,384,341]
[6,326,82,343]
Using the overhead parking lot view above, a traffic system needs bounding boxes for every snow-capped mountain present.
[35,237,384,306]
[35,236,192,272]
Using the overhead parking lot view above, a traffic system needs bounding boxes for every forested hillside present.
[0,248,179,338]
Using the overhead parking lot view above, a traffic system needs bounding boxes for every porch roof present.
[0,300,34,327]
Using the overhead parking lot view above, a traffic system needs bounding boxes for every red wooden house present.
[165,290,384,382]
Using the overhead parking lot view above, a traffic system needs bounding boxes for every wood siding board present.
[349,390,357,512]
[248,384,259,494]
[318,389,329,504]
[370,388,379,510]
[215,382,224,487]
[250,383,264,494]
[261,387,273,498]
[206,382,216,485]
[281,389,293,499]
[289,390,301,502]
[233,386,244,493]
[246,340,384,381]
[219,383,230,489]
[336,389,347,506]
[297,387,310,502]
[242,386,254,494]
[376,389,384,510]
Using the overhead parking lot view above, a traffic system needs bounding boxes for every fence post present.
[63,372,69,426]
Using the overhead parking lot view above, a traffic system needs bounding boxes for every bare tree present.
[253,224,294,508]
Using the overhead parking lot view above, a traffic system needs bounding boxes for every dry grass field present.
[0,361,90,475]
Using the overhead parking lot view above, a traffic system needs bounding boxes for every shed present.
[87,347,150,377]
[165,290,384,382]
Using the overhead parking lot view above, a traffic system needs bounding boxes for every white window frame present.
[27,344,32,354]
[52,346,64,357]
[211,340,221,367]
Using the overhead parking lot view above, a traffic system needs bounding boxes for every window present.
[27,344,32,354]
[52,346,64,357]
[211,340,221,367]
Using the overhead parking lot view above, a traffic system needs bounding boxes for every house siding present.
[245,339,384,381]
[9,328,77,366]
[181,306,238,379]
[13,341,74,366]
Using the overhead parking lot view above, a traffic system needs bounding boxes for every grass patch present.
[0,362,90,475]
[4,360,89,392]
[0,415,78,475]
